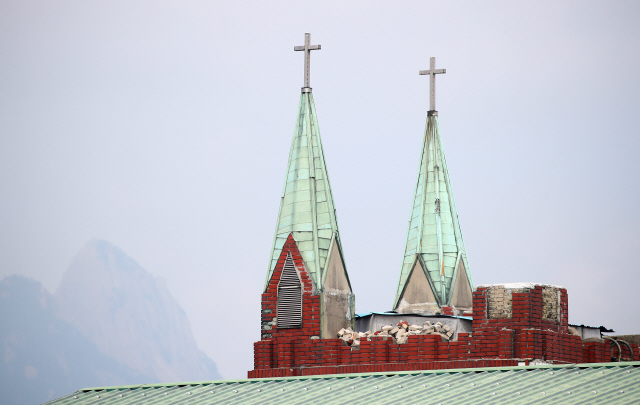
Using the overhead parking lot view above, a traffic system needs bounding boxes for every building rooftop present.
[46,362,640,404]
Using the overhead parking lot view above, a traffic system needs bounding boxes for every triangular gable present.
[265,234,314,293]
[395,255,441,314]
[322,235,351,293]
[448,255,472,309]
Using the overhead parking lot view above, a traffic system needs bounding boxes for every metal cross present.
[294,33,321,90]
[419,57,446,112]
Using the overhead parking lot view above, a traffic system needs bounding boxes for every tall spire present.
[393,58,473,315]
[265,34,349,294]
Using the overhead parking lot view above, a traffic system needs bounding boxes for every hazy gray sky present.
[2,1,639,379]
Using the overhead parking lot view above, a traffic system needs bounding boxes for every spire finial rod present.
[294,33,321,92]
[419,57,446,113]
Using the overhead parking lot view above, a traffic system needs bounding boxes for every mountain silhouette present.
[54,240,221,383]
[1,240,221,405]
[0,275,144,404]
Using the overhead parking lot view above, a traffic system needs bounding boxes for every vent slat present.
[276,253,302,329]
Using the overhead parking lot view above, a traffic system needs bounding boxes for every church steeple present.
[262,34,353,339]
[394,57,473,315]
[264,88,347,291]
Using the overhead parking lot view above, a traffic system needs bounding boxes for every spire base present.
[302,87,312,93]
[427,110,438,116]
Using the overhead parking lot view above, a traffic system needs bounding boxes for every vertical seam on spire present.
[417,122,429,259]
[305,93,321,288]
[432,118,446,303]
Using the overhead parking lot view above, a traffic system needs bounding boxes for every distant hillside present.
[0,240,221,405]
[0,275,145,405]
[54,240,221,383]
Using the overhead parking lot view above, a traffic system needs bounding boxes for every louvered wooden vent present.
[276,254,302,328]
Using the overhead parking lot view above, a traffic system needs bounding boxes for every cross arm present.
[294,45,321,51]
[419,68,446,75]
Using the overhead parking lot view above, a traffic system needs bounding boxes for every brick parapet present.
[471,285,569,334]
[252,282,635,378]
[248,359,519,379]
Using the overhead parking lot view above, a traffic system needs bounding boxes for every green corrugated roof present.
[46,362,640,404]
[265,91,344,291]
[394,114,473,308]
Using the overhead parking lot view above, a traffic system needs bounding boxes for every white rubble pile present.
[336,321,454,347]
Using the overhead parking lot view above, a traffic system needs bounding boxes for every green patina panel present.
[395,115,473,308]
[265,92,345,292]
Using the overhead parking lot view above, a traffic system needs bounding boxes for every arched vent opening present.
[277,253,302,328]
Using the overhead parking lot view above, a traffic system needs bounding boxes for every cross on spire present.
[294,33,321,92]
[419,57,446,113]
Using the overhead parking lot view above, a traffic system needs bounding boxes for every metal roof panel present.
[48,362,640,404]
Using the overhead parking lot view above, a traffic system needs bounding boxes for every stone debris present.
[336,320,456,347]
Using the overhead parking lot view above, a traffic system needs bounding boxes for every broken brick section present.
[251,282,638,378]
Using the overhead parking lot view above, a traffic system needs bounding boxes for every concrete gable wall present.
[395,258,440,315]
[449,260,472,310]
[323,242,350,291]
[321,241,354,338]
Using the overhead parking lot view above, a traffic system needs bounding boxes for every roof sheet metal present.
[46,362,640,404]
[395,115,472,308]
[264,92,344,291]
[355,311,472,320]
[570,323,615,333]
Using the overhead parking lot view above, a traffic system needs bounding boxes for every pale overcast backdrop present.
[2,1,639,379]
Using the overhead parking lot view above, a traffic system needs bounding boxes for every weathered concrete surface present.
[487,285,513,319]
[449,260,472,310]
[324,242,350,291]
[481,283,564,321]
[320,243,354,338]
[395,260,440,315]
[542,287,561,322]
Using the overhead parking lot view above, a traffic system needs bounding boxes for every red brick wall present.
[256,234,321,369]
[472,286,569,334]
[248,359,518,378]
[252,280,636,378]
[260,234,320,340]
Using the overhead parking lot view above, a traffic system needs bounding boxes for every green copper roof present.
[394,115,473,308]
[265,91,344,291]
[46,362,640,404]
